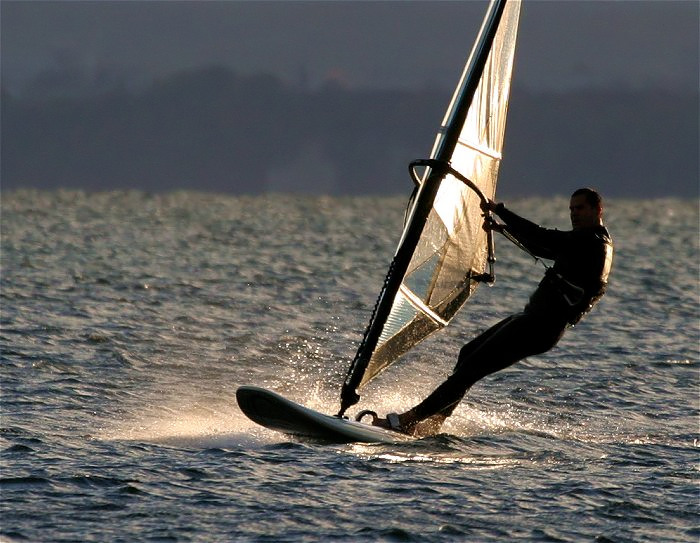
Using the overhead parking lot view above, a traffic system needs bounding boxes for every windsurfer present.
[371,187,614,436]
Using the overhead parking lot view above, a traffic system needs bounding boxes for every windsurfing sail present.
[339,0,521,416]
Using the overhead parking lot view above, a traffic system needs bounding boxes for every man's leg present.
[398,313,565,432]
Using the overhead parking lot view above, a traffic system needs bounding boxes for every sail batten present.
[339,0,521,416]
[398,284,449,327]
[456,139,503,160]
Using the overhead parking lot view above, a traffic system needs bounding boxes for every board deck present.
[236,386,413,444]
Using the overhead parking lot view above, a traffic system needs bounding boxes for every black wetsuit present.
[407,204,614,423]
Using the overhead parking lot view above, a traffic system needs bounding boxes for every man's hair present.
[572,187,603,209]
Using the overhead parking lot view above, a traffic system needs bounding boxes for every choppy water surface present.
[1,190,698,542]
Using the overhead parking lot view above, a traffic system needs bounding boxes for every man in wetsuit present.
[372,187,614,436]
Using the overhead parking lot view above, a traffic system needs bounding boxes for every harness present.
[489,215,591,309]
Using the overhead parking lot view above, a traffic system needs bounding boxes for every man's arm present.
[483,200,564,260]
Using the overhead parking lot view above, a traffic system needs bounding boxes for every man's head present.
[569,188,603,230]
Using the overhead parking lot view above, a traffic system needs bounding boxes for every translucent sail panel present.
[357,178,485,387]
[356,1,520,389]
[435,0,521,169]
[449,0,521,195]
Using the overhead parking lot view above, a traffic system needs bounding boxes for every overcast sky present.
[2,0,698,94]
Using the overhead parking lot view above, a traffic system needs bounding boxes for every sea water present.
[1,190,698,542]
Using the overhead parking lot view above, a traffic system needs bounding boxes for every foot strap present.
[355,410,378,423]
[356,411,405,433]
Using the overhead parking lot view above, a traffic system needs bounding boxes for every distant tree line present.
[2,66,697,197]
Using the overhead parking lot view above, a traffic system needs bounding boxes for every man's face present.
[569,194,601,230]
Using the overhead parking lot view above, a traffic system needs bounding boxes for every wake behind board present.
[236,386,413,444]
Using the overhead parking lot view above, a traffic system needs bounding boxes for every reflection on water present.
[2,191,697,542]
